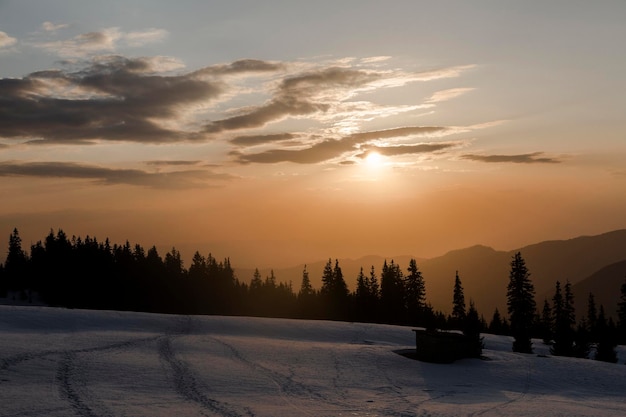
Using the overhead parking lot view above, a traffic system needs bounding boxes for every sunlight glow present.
[365,151,384,168]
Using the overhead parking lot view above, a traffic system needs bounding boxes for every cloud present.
[124,28,168,47]
[233,125,455,164]
[362,142,459,157]
[192,59,285,77]
[427,88,475,103]
[33,27,169,57]
[0,56,478,155]
[461,152,561,164]
[0,161,235,189]
[0,31,17,49]
[204,67,382,133]
[41,22,69,32]
[230,133,296,147]
[0,56,225,143]
[144,160,202,167]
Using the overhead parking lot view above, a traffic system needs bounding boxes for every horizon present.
[2,1,626,270]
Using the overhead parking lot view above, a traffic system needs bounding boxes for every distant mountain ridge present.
[235,229,626,318]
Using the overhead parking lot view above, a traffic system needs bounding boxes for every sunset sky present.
[1,1,625,268]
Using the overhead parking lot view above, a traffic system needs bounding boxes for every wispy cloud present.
[0,31,17,49]
[232,126,458,164]
[427,87,475,103]
[0,161,235,189]
[0,55,484,168]
[461,152,561,164]
[230,133,296,147]
[41,22,69,32]
[33,27,168,57]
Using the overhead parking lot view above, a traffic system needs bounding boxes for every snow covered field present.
[1,305,625,417]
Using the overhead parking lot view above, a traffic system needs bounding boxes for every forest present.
[1,228,625,362]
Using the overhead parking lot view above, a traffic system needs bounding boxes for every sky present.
[1,1,626,268]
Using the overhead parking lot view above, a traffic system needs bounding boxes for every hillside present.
[1,306,625,417]
[570,260,626,319]
[236,229,626,317]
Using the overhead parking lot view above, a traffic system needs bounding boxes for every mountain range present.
[236,229,626,319]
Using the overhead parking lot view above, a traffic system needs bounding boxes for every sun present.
[364,151,384,168]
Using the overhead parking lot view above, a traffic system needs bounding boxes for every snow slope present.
[1,306,625,417]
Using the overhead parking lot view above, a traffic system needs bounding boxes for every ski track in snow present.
[157,336,252,417]
[2,308,626,417]
[208,335,334,416]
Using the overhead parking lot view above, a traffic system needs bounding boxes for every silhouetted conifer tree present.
[551,280,575,356]
[595,305,618,363]
[617,277,626,344]
[489,308,504,335]
[572,319,591,359]
[587,292,598,342]
[506,252,536,353]
[320,259,349,319]
[380,260,405,324]
[538,299,553,345]
[297,265,317,318]
[405,259,426,326]
[463,300,484,357]
[5,228,29,299]
[451,271,466,329]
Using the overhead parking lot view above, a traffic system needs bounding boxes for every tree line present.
[1,228,625,362]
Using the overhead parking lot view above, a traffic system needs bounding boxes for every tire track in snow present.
[209,336,357,415]
[157,337,250,417]
[1,336,160,371]
[56,351,112,417]
[467,354,533,417]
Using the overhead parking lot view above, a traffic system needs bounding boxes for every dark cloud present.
[461,152,561,164]
[362,142,458,157]
[205,67,381,133]
[192,59,285,76]
[230,133,296,147]
[144,160,202,166]
[349,126,448,142]
[233,125,453,164]
[0,56,286,144]
[0,161,235,189]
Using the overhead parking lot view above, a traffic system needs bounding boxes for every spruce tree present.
[488,308,504,335]
[451,271,466,329]
[551,280,576,356]
[587,292,598,342]
[298,265,315,298]
[595,305,618,363]
[405,258,426,326]
[617,277,626,344]
[539,299,553,345]
[506,252,536,353]
[463,300,484,357]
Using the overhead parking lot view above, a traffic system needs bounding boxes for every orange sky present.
[1,2,626,269]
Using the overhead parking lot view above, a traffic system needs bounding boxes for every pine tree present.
[463,300,484,357]
[405,258,426,326]
[539,299,553,345]
[380,260,405,324]
[488,308,504,335]
[551,280,576,356]
[451,271,466,329]
[5,228,29,296]
[320,259,349,319]
[595,305,618,363]
[572,319,591,359]
[617,277,626,344]
[506,252,536,353]
[298,265,315,298]
[587,292,598,342]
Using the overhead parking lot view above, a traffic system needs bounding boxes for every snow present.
[1,306,625,417]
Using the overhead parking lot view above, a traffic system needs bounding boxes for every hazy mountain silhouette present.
[236,229,626,317]
[568,260,626,319]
